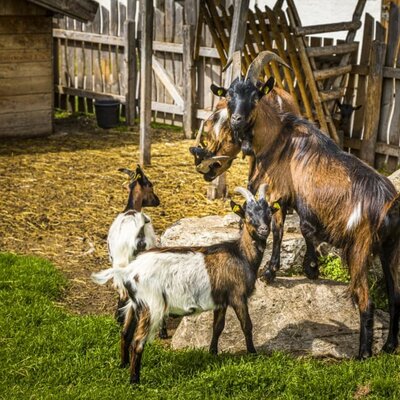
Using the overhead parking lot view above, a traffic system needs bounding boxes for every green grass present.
[1,252,400,399]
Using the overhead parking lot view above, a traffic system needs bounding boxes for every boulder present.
[172,278,389,358]
[161,213,305,273]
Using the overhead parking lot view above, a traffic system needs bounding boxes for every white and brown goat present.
[92,185,280,385]
[195,55,400,359]
[190,51,300,283]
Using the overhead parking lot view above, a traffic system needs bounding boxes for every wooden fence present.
[343,4,400,171]
[53,0,400,172]
[53,0,225,124]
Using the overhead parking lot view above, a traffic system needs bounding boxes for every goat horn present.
[193,119,205,147]
[258,183,269,201]
[234,186,255,203]
[245,51,292,85]
[118,168,134,177]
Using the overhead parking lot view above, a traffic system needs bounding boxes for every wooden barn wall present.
[0,0,53,137]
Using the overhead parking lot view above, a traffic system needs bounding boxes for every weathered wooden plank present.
[0,48,50,64]
[313,65,352,81]
[152,55,184,107]
[0,122,52,137]
[0,76,52,96]
[125,19,136,124]
[0,61,51,78]
[52,28,125,47]
[378,3,400,169]
[0,0,46,15]
[0,93,52,114]
[140,0,153,165]
[352,13,374,141]
[183,24,196,138]
[276,8,313,120]
[360,40,386,166]
[55,84,125,102]
[319,88,346,102]
[294,21,361,36]
[344,137,400,158]
[28,0,99,22]
[0,16,51,34]
[0,34,51,50]
[0,109,52,129]
[307,42,359,58]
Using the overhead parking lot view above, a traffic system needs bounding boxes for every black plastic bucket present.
[94,99,120,129]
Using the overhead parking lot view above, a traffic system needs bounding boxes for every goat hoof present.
[158,330,168,339]
[382,341,398,354]
[304,263,319,280]
[356,351,372,360]
[130,376,140,385]
[261,269,276,284]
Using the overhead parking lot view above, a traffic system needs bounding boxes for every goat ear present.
[354,105,362,110]
[210,84,227,97]
[230,200,245,218]
[270,198,283,215]
[144,215,151,224]
[260,77,275,96]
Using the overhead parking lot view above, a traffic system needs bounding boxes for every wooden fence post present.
[360,40,386,166]
[139,0,153,166]
[125,18,136,125]
[183,24,196,139]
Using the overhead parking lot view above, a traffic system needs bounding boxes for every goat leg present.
[299,219,320,280]
[158,317,168,339]
[232,298,256,354]
[262,205,287,283]
[209,307,227,355]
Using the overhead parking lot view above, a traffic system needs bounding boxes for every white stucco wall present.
[95,0,381,42]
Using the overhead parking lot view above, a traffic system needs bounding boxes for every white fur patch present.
[276,95,283,111]
[107,211,156,269]
[347,202,362,231]
[214,107,228,139]
[95,251,215,340]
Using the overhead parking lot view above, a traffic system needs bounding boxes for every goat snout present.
[257,226,269,238]
[136,239,147,252]
[231,113,244,126]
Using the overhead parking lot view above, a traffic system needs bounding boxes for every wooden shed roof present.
[27,0,98,22]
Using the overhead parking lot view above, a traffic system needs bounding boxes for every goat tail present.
[91,266,127,299]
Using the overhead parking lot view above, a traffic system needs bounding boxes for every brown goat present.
[204,76,400,358]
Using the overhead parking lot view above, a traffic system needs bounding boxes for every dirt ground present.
[0,115,248,317]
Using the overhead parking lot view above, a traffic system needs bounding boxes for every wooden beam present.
[139,0,153,166]
[182,24,196,138]
[125,4,137,125]
[306,42,358,57]
[313,65,352,81]
[223,0,249,83]
[28,0,98,22]
[152,55,184,108]
[294,21,361,36]
[360,40,387,166]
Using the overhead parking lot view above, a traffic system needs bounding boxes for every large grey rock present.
[172,278,389,358]
[388,168,400,192]
[161,213,305,273]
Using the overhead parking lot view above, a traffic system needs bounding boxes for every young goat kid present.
[107,165,163,331]
[92,185,280,385]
